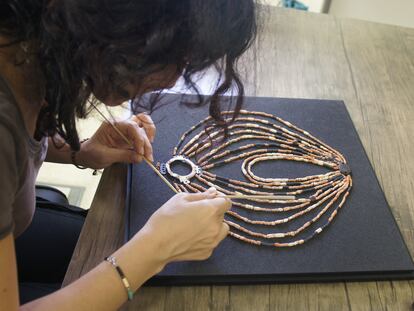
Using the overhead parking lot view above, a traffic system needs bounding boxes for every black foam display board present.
[125,94,414,285]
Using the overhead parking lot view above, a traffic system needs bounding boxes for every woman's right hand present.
[138,187,231,264]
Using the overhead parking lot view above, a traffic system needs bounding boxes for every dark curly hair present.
[0,0,257,150]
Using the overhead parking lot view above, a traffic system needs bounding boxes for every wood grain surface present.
[63,7,414,311]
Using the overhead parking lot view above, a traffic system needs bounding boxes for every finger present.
[215,222,230,244]
[190,249,214,261]
[137,127,154,162]
[185,187,217,202]
[133,113,156,143]
[111,121,140,150]
[208,196,232,215]
[215,190,226,198]
[117,120,147,157]
[214,191,230,217]
[183,225,228,260]
[130,123,145,156]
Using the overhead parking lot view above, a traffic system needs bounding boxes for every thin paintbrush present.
[91,103,179,194]
[224,194,295,200]
[91,104,296,200]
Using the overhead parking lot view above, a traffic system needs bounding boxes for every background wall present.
[329,0,414,28]
[258,0,414,28]
[258,0,329,13]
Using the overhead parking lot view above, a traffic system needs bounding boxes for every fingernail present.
[150,155,154,162]
[208,187,217,193]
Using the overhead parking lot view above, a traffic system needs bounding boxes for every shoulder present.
[0,84,28,239]
[0,76,28,165]
[0,112,19,239]
[0,77,29,185]
[0,87,23,191]
[0,79,23,132]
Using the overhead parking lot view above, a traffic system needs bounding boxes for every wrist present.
[113,227,167,291]
[73,139,90,168]
[133,226,169,272]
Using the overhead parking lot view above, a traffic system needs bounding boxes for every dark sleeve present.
[0,122,18,240]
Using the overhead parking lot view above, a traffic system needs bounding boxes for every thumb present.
[185,187,217,202]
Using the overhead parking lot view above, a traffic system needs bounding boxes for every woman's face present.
[94,64,181,106]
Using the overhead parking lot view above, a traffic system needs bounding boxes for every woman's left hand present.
[77,113,156,169]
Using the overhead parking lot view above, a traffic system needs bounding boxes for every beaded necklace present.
[158,110,352,248]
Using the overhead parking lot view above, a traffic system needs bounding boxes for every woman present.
[0,0,256,309]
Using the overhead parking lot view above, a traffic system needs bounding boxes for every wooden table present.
[63,7,414,310]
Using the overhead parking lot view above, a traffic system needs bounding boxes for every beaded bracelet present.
[71,138,89,169]
[105,256,134,301]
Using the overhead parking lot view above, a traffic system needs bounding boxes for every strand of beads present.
[164,110,352,248]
